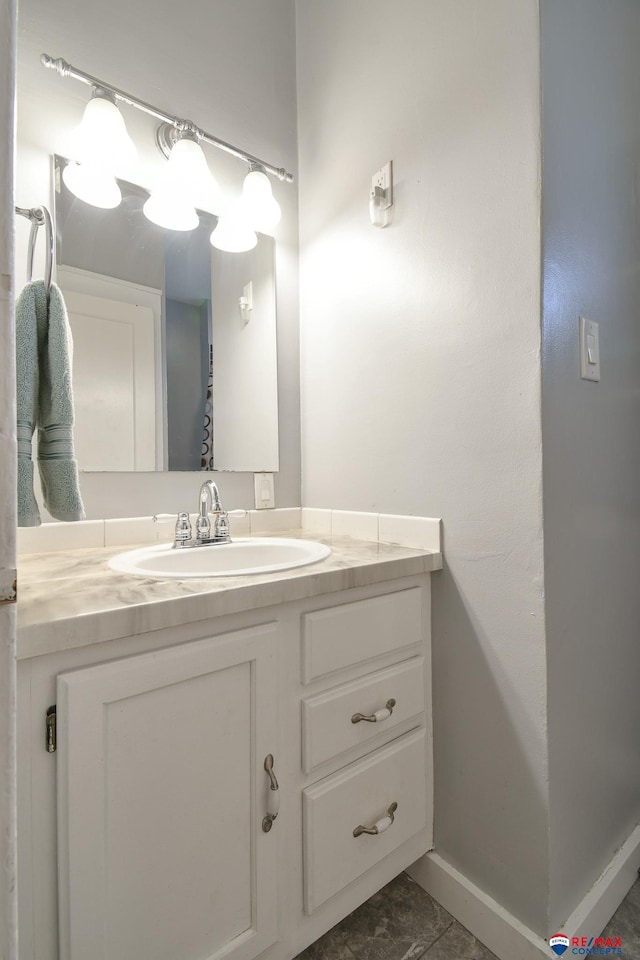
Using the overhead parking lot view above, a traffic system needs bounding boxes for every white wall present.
[296,0,549,935]
[15,0,300,518]
[541,0,640,930]
[0,0,18,953]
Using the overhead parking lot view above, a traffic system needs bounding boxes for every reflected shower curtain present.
[201,344,214,470]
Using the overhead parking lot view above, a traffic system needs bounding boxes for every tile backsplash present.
[17,508,441,555]
[303,509,441,551]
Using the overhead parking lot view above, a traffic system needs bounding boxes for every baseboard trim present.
[408,827,640,960]
[560,823,640,942]
[407,854,549,960]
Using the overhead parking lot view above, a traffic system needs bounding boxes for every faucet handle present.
[214,511,230,541]
[174,512,193,547]
[196,513,212,542]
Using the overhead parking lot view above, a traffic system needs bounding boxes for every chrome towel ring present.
[14,205,54,293]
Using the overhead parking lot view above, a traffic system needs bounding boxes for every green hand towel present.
[15,283,41,525]
[15,280,85,526]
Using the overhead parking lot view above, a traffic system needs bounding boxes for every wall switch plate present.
[580,316,600,381]
[254,473,275,510]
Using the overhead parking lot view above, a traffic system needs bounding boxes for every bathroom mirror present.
[53,155,279,473]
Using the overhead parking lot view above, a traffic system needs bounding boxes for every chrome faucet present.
[169,480,231,549]
[196,480,230,545]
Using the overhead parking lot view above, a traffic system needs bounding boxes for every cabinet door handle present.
[262,754,280,833]
[351,698,396,724]
[353,802,398,838]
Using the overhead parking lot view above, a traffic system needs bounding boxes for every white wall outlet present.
[579,316,600,381]
[254,472,275,510]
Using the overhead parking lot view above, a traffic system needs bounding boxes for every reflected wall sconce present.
[369,160,393,228]
[42,54,293,251]
[239,281,253,324]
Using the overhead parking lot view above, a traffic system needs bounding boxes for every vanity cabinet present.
[57,624,279,960]
[18,574,434,960]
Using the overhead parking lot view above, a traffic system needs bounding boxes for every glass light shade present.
[210,213,257,253]
[142,193,199,232]
[168,138,223,214]
[62,161,122,209]
[155,138,222,211]
[143,136,223,231]
[240,168,281,234]
[69,95,137,176]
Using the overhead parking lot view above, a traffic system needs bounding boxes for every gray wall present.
[0,0,18,953]
[541,0,640,930]
[16,0,300,516]
[296,0,549,935]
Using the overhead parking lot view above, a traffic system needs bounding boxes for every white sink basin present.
[109,537,331,580]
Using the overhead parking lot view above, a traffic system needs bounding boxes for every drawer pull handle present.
[351,698,396,724]
[353,802,398,838]
[262,754,280,833]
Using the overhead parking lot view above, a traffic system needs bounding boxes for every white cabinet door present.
[56,623,280,960]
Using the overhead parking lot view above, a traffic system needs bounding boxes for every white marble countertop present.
[17,529,442,661]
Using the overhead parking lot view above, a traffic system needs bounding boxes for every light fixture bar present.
[41,53,295,183]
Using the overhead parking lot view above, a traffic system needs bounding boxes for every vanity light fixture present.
[42,54,293,245]
[62,89,137,209]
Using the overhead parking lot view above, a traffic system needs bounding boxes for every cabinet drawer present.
[303,729,428,914]
[302,657,425,772]
[301,587,423,683]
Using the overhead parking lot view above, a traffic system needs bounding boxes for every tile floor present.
[296,871,640,960]
[600,878,640,959]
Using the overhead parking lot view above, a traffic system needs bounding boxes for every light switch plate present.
[254,473,275,510]
[580,316,600,382]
